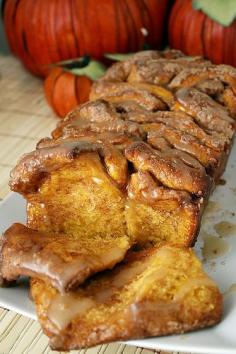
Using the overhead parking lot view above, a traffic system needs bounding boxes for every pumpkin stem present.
[60,55,90,69]
[49,55,91,70]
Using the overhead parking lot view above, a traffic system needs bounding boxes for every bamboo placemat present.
[0,54,193,354]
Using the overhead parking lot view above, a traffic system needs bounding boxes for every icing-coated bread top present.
[10,50,236,200]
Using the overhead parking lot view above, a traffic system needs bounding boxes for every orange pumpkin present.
[44,58,105,118]
[169,0,236,66]
[2,0,169,77]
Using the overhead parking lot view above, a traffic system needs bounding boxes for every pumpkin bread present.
[1,49,236,349]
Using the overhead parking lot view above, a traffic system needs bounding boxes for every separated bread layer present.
[30,245,222,350]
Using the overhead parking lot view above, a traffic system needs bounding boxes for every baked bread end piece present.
[31,245,222,350]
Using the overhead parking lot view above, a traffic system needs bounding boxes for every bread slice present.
[30,245,222,350]
[10,141,129,241]
[10,136,203,248]
[0,223,130,292]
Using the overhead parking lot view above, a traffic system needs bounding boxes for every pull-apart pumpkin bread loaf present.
[11,49,235,249]
[30,245,222,350]
[1,49,235,348]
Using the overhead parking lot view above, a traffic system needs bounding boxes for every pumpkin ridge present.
[182,0,194,55]
[25,0,44,74]
[117,0,128,52]
[52,1,63,63]
[122,0,135,51]
[74,0,85,57]
[224,23,232,65]
[38,0,53,72]
[75,75,80,104]
[170,0,183,50]
[200,12,207,58]
[140,0,152,43]
[16,0,34,72]
[44,67,63,108]
[51,70,66,117]
[134,0,149,48]
[94,0,105,57]
[54,72,77,116]
[10,0,20,23]
[116,0,129,53]
[210,20,220,64]
[63,0,73,59]
[54,0,64,60]
[137,0,148,41]
[24,0,40,75]
[125,0,140,50]
[60,0,71,59]
[233,21,236,65]
[179,1,189,55]
[12,0,24,58]
[113,0,120,52]
[205,18,213,62]
[82,0,90,56]
[69,0,79,55]
[21,31,29,57]
[47,1,60,65]
[3,0,20,55]
[192,8,205,55]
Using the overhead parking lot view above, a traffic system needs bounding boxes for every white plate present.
[0,142,236,354]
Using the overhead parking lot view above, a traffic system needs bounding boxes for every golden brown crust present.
[1,223,130,292]
[10,141,100,194]
[10,133,211,198]
[169,65,236,92]
[101,51,206,85]
[145,124,220,168]
[99,50,185,84]
[222,87,236,118]
[127,171,192,204]
[196,78,224,96]
[120,109,227,151]
[91,82,168,111]
[10,140,129,193]
[30,245,222,350]
[125,141,211,196]
[175,88,235,136]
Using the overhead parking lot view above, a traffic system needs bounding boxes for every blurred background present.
[0,0,9,54]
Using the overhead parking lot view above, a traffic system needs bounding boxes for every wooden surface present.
[0,54,192,354]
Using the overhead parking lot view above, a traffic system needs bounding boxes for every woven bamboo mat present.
[0,54,193,354]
